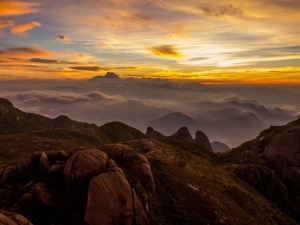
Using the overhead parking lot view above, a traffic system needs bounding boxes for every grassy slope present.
[118,139,297,225]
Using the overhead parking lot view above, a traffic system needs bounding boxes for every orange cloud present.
[58,35,70,41]
[0,20,13,29]
[11,21,41,36]
[148,45,182,58]
[0,47,51,60]
[0,1,38,16]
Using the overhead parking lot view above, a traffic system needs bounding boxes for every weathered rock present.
[129,163,155,193]
[64,149,108,190]
[233,165,289,206]
[107,159,125,176]
[170,127,193,142]
[102,144,134,158]
[1,166,17,184]
[40,152,50,170]
[102,144,155,193]
[85,171,148,225]
[48,164,64,175]
[0,211,33,225]
[34,183,56,207]
[264,132,300,175]
[195,130,213,151]
[19,193,34,210]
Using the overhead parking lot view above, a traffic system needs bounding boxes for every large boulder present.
[34,183,56,207]
[0,211,33,225]
[85,171,148,225]
[102,144,155,193]
[64,149,108,195]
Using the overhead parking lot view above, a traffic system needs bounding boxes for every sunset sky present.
[0,0,299,84]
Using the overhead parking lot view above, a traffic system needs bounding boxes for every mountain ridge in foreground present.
[0,97,299,225]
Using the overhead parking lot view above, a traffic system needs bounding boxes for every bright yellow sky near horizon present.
[0,0,299,84]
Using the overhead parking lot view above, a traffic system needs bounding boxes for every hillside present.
[216,118,300,222]
[0,98,299,225]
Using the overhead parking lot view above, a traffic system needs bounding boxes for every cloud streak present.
[5,91,123,104]
[0,1,38,16]
[70,66,105,71]
[148,45,182,58]
[0,47,51,58]
[11,21,41,36]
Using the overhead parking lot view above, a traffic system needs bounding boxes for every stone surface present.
[84,171,148,225]
[0,211,33,225]
[34,183,56,207]
[64,149,108,190]
[102,144,155,193]
[0,166,17,184]
[129,163,155,193]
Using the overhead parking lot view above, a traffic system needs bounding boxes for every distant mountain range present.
[147,98,297,147]
[0,97,299,224]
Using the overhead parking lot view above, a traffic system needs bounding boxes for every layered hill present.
[0,97,299,225]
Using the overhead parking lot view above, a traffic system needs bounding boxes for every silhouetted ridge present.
[91,72,121,80]
[170,127,193,142]
[211,141,230,153]
[0,98,14,108]
[98,121,146,142]
[146,126,165,139]
[195,130,213,151]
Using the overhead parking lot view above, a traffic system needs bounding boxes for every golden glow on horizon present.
[0,0,299,84]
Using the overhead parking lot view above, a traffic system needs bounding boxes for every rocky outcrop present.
[232,165,288,205]
[101,144,155,193]
[64,149,108,204]
[195,130,213,151]
[85,172,148,225]
[146,127,166,139]
[170,127,193,142]
[0,211,33,225]
[0,148,150,225]
[234,118,300,222]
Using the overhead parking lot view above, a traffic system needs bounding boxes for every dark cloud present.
[148,45,182,57]
[199,4,243,17]
[58,35,70,41]
[30,58,58,64]
[0,20,13,29]
[5,90,123,104]
[70,66,106,71]
[30,58,80,65]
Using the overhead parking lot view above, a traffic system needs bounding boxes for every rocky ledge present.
[0,147,153,225]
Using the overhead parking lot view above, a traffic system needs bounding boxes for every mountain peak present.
[195,130,213,151]
[91,72,120,80]
[0,98,14,108]
[170,127,193,142]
